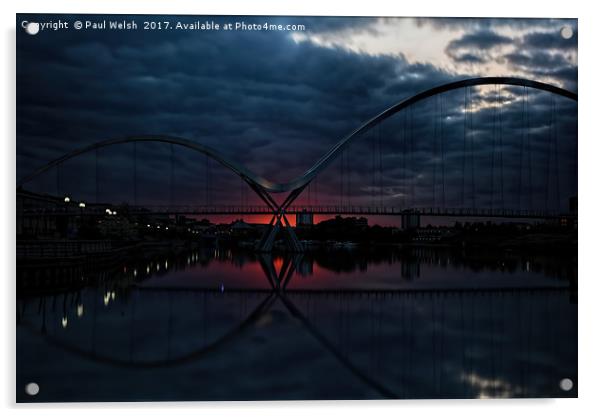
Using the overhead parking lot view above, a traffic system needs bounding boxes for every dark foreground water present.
[16,246,577,401]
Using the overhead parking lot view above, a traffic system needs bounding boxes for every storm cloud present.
[16,15,577,213]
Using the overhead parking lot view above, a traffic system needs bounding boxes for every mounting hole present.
[25,22,40,36]
[25,382,39,396]
[560,26,573,40]
[559,378,573,391]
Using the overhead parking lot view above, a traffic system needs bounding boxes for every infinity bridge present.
[17,77,578,252]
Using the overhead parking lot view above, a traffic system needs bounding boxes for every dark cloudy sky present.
[16,15,577,215]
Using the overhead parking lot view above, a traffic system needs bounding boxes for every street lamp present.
[78,202,86,208]
[64,196,70,203]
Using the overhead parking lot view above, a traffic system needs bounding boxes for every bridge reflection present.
[16,248,576,400]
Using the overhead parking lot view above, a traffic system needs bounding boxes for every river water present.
[16,246,577,401]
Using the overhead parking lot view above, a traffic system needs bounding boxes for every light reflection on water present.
[16,247,577,401]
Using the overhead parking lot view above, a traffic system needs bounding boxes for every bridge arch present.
[17,77,577,196]
[19,291,276,369]
[16,135,281,194]
[277,76,578,194]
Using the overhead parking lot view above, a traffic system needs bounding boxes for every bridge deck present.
[19,205,573,219]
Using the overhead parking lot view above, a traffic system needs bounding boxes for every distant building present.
[560,196,577,229]
[229,219,255,238]
[401,212,420,230]
[350,217,368,228]
[296,210,314,227]
[17,189,77,238]
[316,215,368,229]
[97,216,137,239]
[559,216,577,229]
[176,216,215,235]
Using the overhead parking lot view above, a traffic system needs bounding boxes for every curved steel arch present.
[17,77,577,195]
[276,76,577,193]
[16,135,280,192]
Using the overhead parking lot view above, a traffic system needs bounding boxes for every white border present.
[2,1,600,416]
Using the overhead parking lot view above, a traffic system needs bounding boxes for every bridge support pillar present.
[256,217,280,252]
[401,211,421,230]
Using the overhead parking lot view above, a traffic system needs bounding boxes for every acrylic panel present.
[16,14,577,402]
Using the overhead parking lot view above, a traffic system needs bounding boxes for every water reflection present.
[16,247,577,401]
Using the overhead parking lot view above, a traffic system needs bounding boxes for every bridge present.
[17,77,578,252]
[19,203,566,219]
